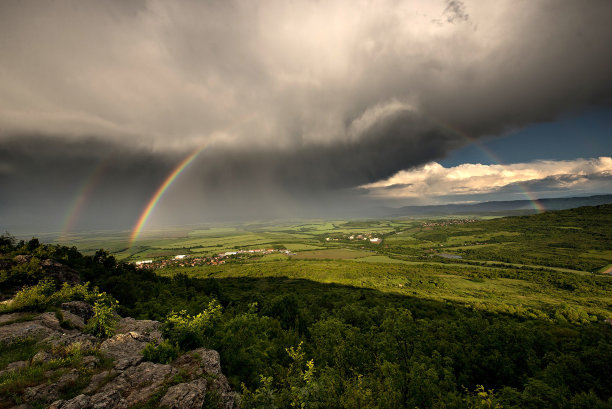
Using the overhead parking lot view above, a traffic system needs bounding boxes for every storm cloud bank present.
[1,0,612,231]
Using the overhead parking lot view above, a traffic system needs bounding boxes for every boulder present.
[0,312,32,325]
[39,259,80,285]
[24,369,79,403]
[0,360,27,377]
[59,309,86,329]
[13,254,32,264]
[114,317,162,343]
[172,348,235,409]
[0,319,56,345]
[83,370,118,394]
[100,332,145,369]
[61,301,94,322]
[49,390,126,409]
[160,378,208,409]
[101,361,176,406]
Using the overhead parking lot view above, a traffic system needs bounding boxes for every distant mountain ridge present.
[380,194,612,217]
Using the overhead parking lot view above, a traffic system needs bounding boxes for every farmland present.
[3,205,612,408]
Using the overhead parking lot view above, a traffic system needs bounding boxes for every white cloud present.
[360,157,612,198]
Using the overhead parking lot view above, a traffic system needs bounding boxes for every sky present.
[0,0,611,234]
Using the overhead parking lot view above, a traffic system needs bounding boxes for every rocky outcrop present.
[7,255,81,285]
[159,378,209,409]
[0,307,236,409]
[39,259,81,285]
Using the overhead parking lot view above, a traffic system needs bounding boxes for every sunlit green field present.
[51,206,612,322]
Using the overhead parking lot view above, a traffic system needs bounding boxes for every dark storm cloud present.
[1,0,612,230]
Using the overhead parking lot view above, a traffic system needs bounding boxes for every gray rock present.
[13,254,32,264]
[159,378,208,409]
[39,259,80,285]
[82,355,99,369]
[32,350,53,364]
[0,320,55,346]
[173,348,221,377]
[100,332,147,366]
[49,390,126,409]
[115,317,162,343]
[59,310,86,329]
[55,362,175,408]
[108,362,175,406]
[0,312,32,325]
[0,360,27,377]
[61,301,94,322]
[172,348,235,409]
[24,369,79,403]
[83,370,118,394]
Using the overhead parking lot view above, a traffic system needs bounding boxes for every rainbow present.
[425,116,546,213]
[129,145,207,246]
[59,158,111,242]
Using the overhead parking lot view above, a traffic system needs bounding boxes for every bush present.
[2,280,98,313]
[162,299,222,350]
[7,279,56,311]
[84,294,119,338]
[142,340,180,364]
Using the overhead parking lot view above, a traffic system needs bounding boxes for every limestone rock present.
[50,390,126,409]
[100,332,145,368]
[32,350,53,364]
[13,254,32,264]
[172,348,235,409]
[101,361,176,406]
[0,360,27,377]
[160,378,208,409]
[24,369,79,403]
[0,312,31,325]
[83,370,118,394]
[0,319,56,345]
[61,301,94,322]
[115,317,162,343]
[39,259,80,285]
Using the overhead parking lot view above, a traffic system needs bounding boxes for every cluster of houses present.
[421,219,478,228]
[134,248,295,270]
[325,233,382,244]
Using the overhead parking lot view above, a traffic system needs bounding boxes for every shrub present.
[142,340,180,364]
[84,294,119,338]
[162,299,222,350]
[7,279,56,311]
[2,280,98,313]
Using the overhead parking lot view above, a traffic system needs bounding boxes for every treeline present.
[1,234,611,408]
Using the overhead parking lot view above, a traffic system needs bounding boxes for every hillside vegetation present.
[2,205,612,408]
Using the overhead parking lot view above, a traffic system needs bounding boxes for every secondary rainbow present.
[129,145,207,246]
[59,158,111,242]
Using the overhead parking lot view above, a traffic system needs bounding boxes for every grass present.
[0,313,37,327]
[291,248,373,260]
[160,259,612,320]
[0,341,114,407]
[0,338,43,370]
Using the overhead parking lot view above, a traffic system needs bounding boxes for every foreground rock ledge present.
[0,311,236,409]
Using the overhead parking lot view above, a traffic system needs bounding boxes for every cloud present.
[1,0,612,230]
[1,0,611,152]
[360,157,612,200]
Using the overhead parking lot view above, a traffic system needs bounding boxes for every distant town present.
[134,248,295,269]
[325,233,382,244]
[421,219,478,228]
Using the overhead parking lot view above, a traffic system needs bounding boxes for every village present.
[325,233,383,244]
[421,218,478,228]
[134,248,295,269]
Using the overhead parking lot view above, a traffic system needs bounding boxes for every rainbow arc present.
[129,146,207,246]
